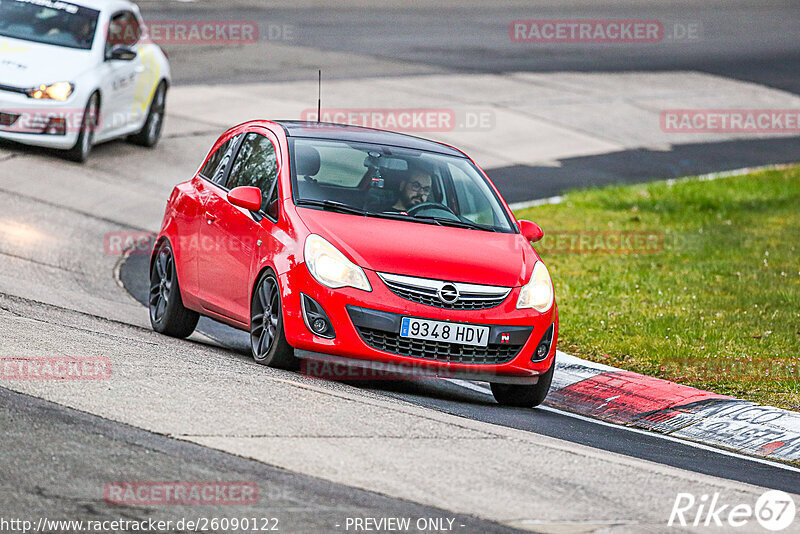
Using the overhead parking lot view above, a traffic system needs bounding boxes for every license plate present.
[400,317,489,347]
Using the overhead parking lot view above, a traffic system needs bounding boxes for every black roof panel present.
[275,121,466,157]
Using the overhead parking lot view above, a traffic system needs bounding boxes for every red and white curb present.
[549,352,800,465]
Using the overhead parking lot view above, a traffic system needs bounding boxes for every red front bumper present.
[279,264,558,382]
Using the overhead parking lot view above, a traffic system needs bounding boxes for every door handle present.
[205,211,217,224]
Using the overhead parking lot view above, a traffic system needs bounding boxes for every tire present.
[128,81,166,148]
[250,271,298,370]
[491,356,556,408]
[64,92,99,163]
[149,241,199,338]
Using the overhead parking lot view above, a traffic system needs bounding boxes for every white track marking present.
[448,378,492,394]
[664,164,791,186]
[444,379,800,474]
[507,195,564,211]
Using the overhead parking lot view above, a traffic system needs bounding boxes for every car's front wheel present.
[490,356,555,408]
[64,92,99,163]
[250,271,298,370]
[149,241,199,338]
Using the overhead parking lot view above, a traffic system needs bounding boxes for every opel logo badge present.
[438,283,460,304]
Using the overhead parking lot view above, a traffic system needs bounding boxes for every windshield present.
[0,0,99,50]
[290,138,515,233]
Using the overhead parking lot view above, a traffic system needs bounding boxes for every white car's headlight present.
[516,261,554,312]
[28,82,74,101]
[304,234,371,291]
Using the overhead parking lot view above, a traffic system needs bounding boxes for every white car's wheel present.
[65,93,99,163]
[129,81,167,148]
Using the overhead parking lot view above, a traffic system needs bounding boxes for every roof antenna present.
[316,69,322,123]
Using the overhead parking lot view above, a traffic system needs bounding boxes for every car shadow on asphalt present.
[0,136,135,163]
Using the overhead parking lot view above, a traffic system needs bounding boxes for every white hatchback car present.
[0,0,170,162]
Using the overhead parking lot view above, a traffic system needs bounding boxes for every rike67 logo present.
[669,490,796,531]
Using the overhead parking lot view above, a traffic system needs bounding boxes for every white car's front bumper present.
[0,90,83,150]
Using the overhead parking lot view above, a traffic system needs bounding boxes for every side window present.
[107,11,140,51]
[200,134,241,185]
[226,133,279,217]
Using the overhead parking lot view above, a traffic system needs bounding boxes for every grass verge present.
[514,165,800,410]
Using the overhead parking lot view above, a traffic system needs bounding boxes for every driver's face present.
[401,172,432,208]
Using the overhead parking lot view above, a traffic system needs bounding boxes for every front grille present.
[0,112,20,128]
[355,326,522,365]
[379,272,511,310]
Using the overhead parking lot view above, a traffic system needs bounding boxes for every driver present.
[72,17,95,47]
[390,167,432,213]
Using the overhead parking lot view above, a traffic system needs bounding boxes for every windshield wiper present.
[295,199,367,216]
[297,201,419,223]
[414,215,497,232]
[295,200,497,232]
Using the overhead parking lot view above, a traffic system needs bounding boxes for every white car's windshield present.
[290,138,515,233]
[0,0,99,50]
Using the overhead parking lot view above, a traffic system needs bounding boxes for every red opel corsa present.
[150,121,558,407]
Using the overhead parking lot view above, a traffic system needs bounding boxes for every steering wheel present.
[407,202,458,219]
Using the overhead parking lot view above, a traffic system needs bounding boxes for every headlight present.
[516,261,554,312]
[28,82,74,101]
[304,234,371,291]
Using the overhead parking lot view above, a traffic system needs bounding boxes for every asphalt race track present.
[118,253,800,496]
[0,387,522,534]
[138,0,800,202]
[138,0,800,93]
[1,1,799,532]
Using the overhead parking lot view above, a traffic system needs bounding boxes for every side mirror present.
[106,45,137,61]
[518,219,544,243]
[227,186,262,212]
